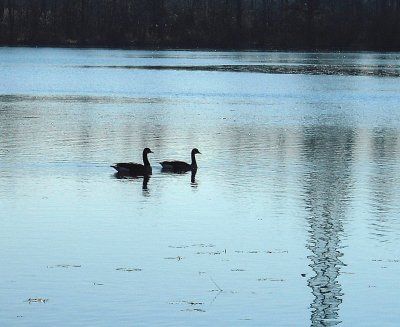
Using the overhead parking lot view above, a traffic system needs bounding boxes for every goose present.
[160,148,201,172]
[111,148,153,176]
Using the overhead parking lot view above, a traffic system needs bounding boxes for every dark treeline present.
[1,0,399,50]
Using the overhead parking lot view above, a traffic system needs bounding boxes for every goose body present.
[111,148,153,176]
[160,148,201,172]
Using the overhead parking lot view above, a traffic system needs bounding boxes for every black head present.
[143,148,153,154]
[192,148,201,155]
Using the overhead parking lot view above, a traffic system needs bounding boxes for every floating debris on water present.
[196,251,225,255]
[168,243,216,249]
[47,264,81,269]
[234,249,288,254]
[372,259,400,263]
[115,267,142,272]
[257,277,285,282]
[25,298,48,304]
[265,250,288,254]
[210,277,223,292]
[170,300,205,312]
[186,301,203,305]
[168,245,189,249]
[191,243,216,248]
[164,256,183,261]
[181,308,206,312]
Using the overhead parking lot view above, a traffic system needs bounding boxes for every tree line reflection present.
[301,126,355,326]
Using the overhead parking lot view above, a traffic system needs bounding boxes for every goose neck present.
[143,152,151,166]
[191,152,197,168]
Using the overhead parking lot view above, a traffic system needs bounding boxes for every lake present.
[1,48,400,326]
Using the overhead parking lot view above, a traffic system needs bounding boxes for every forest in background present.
[1,0,399,50]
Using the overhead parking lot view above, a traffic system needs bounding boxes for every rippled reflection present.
[81,63,400,77]
[369,128,400,242]
[190,169,198,187]
[302,126,354,326]
[142,175,150,189]
[112,173,151,196]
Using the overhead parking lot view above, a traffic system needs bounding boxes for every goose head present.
[192,148,201,155]
[143,148,153,155]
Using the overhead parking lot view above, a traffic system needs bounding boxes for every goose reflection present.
[159,168,199,187]
[142,175,150,196]
[191,168,198,187]
[302,126,354,327]
[113,173,151,196]
[142,175,150,190]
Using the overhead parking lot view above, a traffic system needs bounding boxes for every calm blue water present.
[1,48,400,326]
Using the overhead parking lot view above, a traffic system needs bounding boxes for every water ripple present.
[80,64,400,77]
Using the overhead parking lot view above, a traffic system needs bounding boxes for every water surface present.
[1,48,400,326]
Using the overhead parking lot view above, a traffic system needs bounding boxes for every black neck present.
[143,152,150,166]
[191,152,197,168]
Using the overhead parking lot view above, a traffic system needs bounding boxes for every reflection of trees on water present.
[301,126,355,327]
[369,128,400,242]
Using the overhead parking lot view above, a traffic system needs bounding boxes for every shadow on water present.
[160,168,199,188]
[301,125,355,327]
[113,173,151,196]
